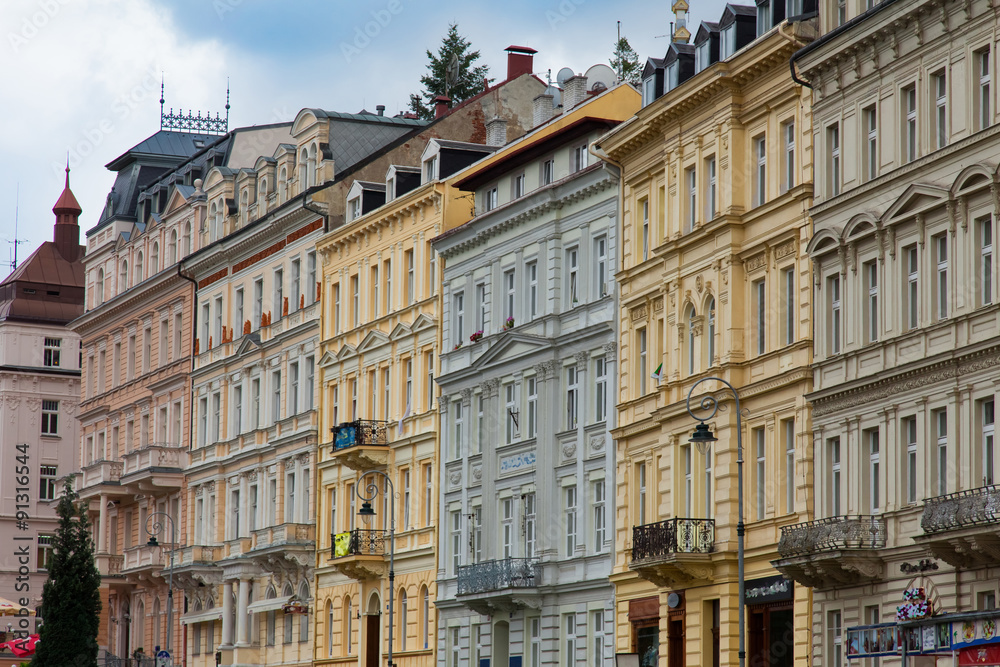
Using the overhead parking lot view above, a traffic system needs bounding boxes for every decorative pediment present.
[163,187,191,216]
[235,333,262,356]
[844,214,879,240]
[807,228,842,256]
[951,163,995,198]
[471,333,552,371]
[389,322,412,339]
[883,183,949,225]
[410,313,437,334]
[291,108,323,137]
[357,329,390,353]
[318,350,339,368]
[335,344,359,362]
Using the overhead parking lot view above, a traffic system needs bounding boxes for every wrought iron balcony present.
[772,516,886,590]
[327,529,389,581]
[328,420,390,471]
[628,518,715,587]
[458,557,539,596]
[915,485,1000,568]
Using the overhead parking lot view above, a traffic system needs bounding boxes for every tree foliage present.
[32,481,101,667]
[408,23,493,120]
[611,36,642,86]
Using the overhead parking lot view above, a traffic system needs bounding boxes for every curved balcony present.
[119,443,187,494]
[121,544,175,585]
[772,515,886,589]
[457,557,540,615]
[78,460,125,500]
[248,522,315,572]
[327,420,390,471]
[172,545,223,589]
[629,518,715,587]
[328,529,388,580]
[914,485,1000,568]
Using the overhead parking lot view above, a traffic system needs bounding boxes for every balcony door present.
[366,593,381,667]
[748,602,793,667]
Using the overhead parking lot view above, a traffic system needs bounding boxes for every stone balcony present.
[248,523,315,572]
[328,529,388,580]
[172,545,223,589]
[456,557,541,615]
[914,485,1000,567]
[772,515,887,589]
[122,544,173,585]
[96,553,124,578]
[119,443,187,494]
[629,518,715,587]
[327,420,390,471]
[78,460,125,500]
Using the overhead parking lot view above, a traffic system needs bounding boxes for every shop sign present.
[743,575,793,605]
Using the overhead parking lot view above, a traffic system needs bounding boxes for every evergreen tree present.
[408,23,493,120]
[611,36,642,86]
[32,481,101,667]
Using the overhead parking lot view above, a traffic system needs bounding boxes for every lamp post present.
[145,511,176,663]
[686,376,744,667]
[356,471,395,667]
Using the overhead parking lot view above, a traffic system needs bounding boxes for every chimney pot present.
[376,105,385,116]
[434,95,452,119]
[505,45,537,81]
[486,116,508,147]
[563,75,588,110]
[532,94,554,127]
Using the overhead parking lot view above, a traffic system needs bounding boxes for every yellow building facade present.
[594,15,815,667]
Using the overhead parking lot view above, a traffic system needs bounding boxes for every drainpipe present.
[780,23,813,89]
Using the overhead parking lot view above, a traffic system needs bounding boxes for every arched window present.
[258,178,268,215]
[298,581,310,642]
[706,297,716,367]
[240,189,249,225]
[421,585,430,649]
[167,230,177,265]
[95,268,105,305]
[399,589,408,651]
[193,601,202,655]
[135,251,144,284]
[150,241,159,274]
[326,600,334,657]
[298,149,309,190]
[283,583,294,644]
[214,200,224,241]
[278,167,288,203]
[183,221,192,256]
[265,586,276,646]
[135,598,145,651]
[119,260,128,293]
[345,597,353,655]
[686,304,697,376]
[209,202,218,242]
[309,143,319,187]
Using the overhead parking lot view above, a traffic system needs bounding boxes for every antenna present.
[6,183,28,271]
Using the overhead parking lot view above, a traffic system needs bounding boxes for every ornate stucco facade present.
[777,0,1000,664]
[595,11,815,667]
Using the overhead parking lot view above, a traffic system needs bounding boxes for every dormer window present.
[348,196,361,221]
[642,76,657,106]
[666,62,680,91]
[483,186,498,213]
[721,24,737,59]
[695,42,709,73]
[386,177,395,202]
[757,0,772,35]
[424,156,438,182]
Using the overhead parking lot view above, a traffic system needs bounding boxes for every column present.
[221,581,234,647]
[98,494,108,553]
[236,578,250,646]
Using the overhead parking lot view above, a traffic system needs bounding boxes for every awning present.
[0,597,34,617]
[180,609,223,625]
[246,596,292,614]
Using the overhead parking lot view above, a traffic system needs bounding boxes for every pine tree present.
[611,36,642,86]
[408,23,493,120]
[32,481,101,667]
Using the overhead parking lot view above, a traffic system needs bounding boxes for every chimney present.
[52,163,82,262]
[505,45,537,80]
[563,74,588,110]
[376,104,385,116]
[486,116,508,147]
[533,93,554,127]
[434,95,451,119]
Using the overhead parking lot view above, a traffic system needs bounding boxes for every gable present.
[883,184,949,225]
[235,333,262,356]
[164,187,190,216]
[357,329,390,353]
[471,332,553,371]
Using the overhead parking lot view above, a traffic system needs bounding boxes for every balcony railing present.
[332,420,389,450]
[921,485,1000,534]
[778,515,887,558]
[331,529,388,558]
[457,558,539,595]
[80,459,123,488]
[631,518,715,561]
[121,442,186,476]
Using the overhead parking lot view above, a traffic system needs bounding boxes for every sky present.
[0,0,730,272]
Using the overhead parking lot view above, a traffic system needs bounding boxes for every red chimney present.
[52,163,82,261]
[434,95,452,119]
[505,45,537,80]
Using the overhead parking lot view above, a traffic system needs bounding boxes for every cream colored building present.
[594,7,815,667]
[776,0,1000,664]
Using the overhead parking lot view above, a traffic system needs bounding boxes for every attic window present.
[695,41,710,73]
[642,76,657,106]
[348,196,361,221]
[194,139,205,149]
[47,290,59,296]
[720,24,737,59]
[23,288,36,294]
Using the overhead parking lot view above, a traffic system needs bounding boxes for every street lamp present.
[686,376,745,667]
[145,511,176,663]
[356,471,395,667]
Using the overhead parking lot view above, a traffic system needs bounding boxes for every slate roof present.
[354,181,386,191]
[0,242,84,324]
[106,130,218,171]
[326,115,428,177]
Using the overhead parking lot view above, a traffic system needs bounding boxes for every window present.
[782,267,795,345]
[903,416,918,504]
[382,367,390,421]
[903,84,917,163]
[424,155,437,182]
[426,351,435,412]
[758,0,772,34]
[980,216,994,306]
[864,106,878,182]
[695,40,710,73]
[371,264,380,319]
[291,258,301,311]
[542,158,554,185]
[683,444,693,515]
[39,465,57,500]
[863,261,878,343]
[253,278,263,329]
[593,479,606,551]
[905,245,919,329]
[399,591,408,650]
[566,365,579,429]
[41,400,58,435]
[565,485,577,555]
[666,61,679,91]
[707,298,716,365]
[642,75,657,106]
[638,462,647,526]
[754,428,766,520]
[566,248,578,306]
[234,385,243,434]
[782,121,795,193]
[828,611,843,667]
[307,251,316,305]
[211,391,221,442]
[37,535,54,571]
[836,0,846,24]
[753,135,767,207]
[829,437,841,515]
[450,510,461,573]
[706,157,717,220]
[348,196,361,221]
[530,617,542,667]
[637,328,647,395]
[933,70,947,149]
[384,258,392,313]
[935,234,948,319]
[686,306,696,376]
[783,419,795,513]
[502,498,514,557]
[504,268,516,320]
[977,48,992,131]
[351,275,359,327]
[514,172,526,198]
[173,312,182,359]
[271,370,281,423]
[332,283,341,334]
[484,186,498,213]
[405,249,415,304]
[595,357,607,423]
[527,260,539,318]
[505,383,517,444]
[305,355,315,409]
[527,376,538,438]
[273,268,284,320]
[422,589,430,649]
[686,166,697,231]
[867,428,881,513]
[934,409,948,496]
[595,236,608,297]
[564,613,577,667]
[573,144,588,172]
[753,279,766,355]
[475,283,486,332]
[453,292,464,343]
[704,444,713,518]
[525,492,537,557]
[43,338,61,367]
[721,23,736,59]
[127,334,135,380]
[983,399,995,486]
[827,124,840,197]
[640,199,649,261]
[449,627,460,667]
[251,378,261,429]
[142,325,150,372]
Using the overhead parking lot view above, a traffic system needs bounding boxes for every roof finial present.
[65,153,70,189]
[225,78,231,127]
[671,0,691,44]
[160,73,165,128]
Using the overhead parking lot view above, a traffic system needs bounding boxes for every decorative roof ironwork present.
[159,78,230,135]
